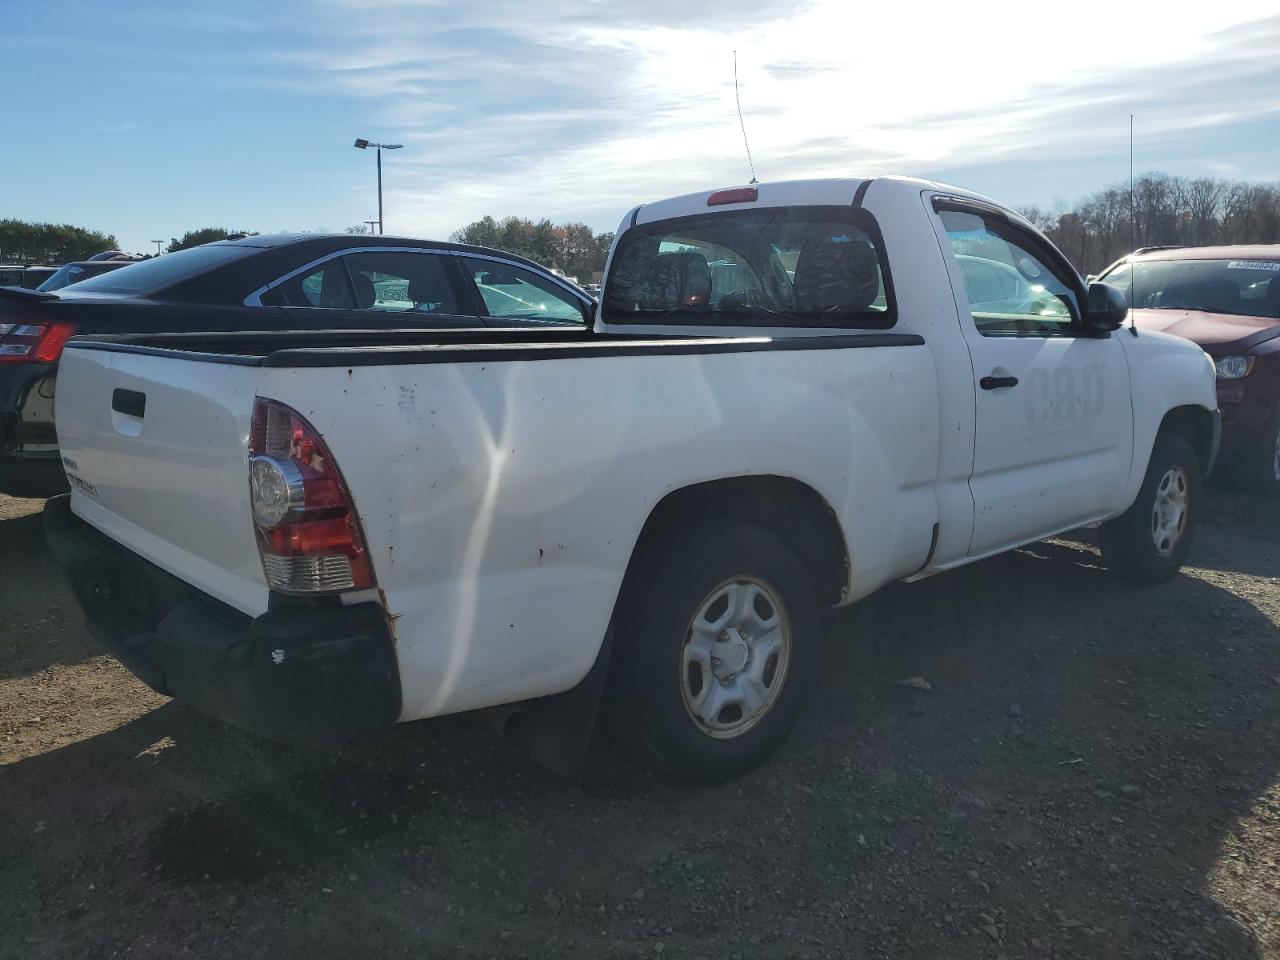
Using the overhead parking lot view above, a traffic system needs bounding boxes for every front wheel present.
[1101,432,1202,584]
[613,518,819,783]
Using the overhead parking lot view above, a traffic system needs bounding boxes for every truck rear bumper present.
[43,494,402,744]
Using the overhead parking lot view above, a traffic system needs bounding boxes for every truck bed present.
[55,324,939,720]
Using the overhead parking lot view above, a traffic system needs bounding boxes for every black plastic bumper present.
[43,494,402,744]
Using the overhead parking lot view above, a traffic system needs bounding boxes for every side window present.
[940,210,1080,337]
[277,261,354,309]
[342,251,460,314]
[458,257,585,323]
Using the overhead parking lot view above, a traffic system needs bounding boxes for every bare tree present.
[1037,173,1280,273]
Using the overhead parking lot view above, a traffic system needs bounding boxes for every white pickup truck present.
[46,177,1219,782]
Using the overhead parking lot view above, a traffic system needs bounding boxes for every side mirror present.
[1084,281,1127,333]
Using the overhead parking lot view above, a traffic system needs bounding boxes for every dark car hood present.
[1132,308,1280,354]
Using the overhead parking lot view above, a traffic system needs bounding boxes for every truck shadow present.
[0,506,100,681]
[1,536,1276,957]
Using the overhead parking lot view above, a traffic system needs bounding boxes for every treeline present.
[1020,173,1280,274]
[15,174,1280,277]
[0,219,118,264]
[450,216,614,281]
[168,227,257,252]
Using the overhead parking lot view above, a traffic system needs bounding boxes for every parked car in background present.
[1098,246,1280,495]
[45,177,1217,782]
[0,265,26,288]
[0,233,593,497]
[548,266,580,285]
[19,266,58,289]
[0,265,58,289]
[36,258,139,292]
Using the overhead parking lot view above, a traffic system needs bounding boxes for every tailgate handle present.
[111,388,146,418]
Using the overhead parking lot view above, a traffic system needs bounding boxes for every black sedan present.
[0,234,594,497]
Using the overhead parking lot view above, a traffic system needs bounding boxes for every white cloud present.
[283,0,1280,235]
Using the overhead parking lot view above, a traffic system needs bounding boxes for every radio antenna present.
[1128,114,1137,335]
[734,50,759,185]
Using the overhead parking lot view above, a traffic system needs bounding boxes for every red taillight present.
[248,397,375,594]
[0,321,77,363]
[707,186,758,206]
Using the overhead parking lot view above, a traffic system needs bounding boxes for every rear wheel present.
[1101,432,1202,584]
[613,517,819,783]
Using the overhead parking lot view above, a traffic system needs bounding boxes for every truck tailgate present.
[55,344,268,615]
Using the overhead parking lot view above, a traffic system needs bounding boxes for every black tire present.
[1100,432,1202,584]
[1236,406,1280,498]
[612,517,819,784]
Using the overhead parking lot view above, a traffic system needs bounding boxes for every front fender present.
[1117,329,1217,508]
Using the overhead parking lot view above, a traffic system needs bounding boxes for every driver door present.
[930,197,1134,557]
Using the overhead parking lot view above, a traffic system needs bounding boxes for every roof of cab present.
[628,176,1002,228]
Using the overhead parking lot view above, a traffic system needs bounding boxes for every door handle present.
[111,388,146,418]
[979,375,1019,390]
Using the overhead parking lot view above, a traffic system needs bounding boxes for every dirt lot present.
[1,491,1277,960]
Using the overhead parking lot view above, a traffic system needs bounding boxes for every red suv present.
[1098,246,1280,495]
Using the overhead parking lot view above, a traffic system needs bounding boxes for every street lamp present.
[353,138,403,235]
[151,240,164,256]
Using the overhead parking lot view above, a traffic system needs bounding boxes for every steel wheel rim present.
[1150,465,1190,557]
[680,576,792,740]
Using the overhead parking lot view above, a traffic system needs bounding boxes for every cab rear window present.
[603,206,894,328]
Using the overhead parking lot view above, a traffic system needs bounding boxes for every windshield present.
[603,206,893,328]
[1103,258,1280,318]
[66,244,256,296]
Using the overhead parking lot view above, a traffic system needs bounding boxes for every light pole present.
[353,138,403,234]
[151,240,164,256]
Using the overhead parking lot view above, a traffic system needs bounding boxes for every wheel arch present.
[624,475,852,608]
[1157,404,1217,475]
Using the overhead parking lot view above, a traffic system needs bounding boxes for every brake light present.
[0,322,77,363]
[707,186,758,206]
[247,397,375,594]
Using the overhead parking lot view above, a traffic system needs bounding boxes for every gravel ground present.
[1,490,1277,959]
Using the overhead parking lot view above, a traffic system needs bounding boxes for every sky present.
[3,0,1280,254]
